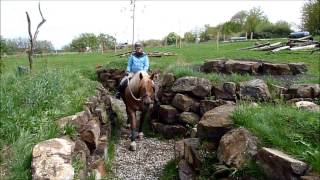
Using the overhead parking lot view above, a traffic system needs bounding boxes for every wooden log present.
[238,42,270,50]
[271,46,290,52]
[290,44,317,51]
[254,42,282,51]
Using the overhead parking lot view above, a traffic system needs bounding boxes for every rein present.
[127,77,146,102]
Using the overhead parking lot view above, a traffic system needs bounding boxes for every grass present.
[0,40,319,178]
[233,103,320,172]
[160,159,179,180]
[0,69,98,179]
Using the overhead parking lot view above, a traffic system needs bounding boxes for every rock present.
[212,82,237,101]
[296,84,320,98]
[190,101,200,114]
[184,138,201,171]
[197,104,235,143]
[157,90,175,105]
[199,99,229,115]
[178,159,196,180]
[270,84,287,98]
[160,73,175,90]
[225,60,261,75]
[190,127,197,138]
[90,158,107,178]
[159,105,178,124]
[178,112,200,125]
[71,111,90,132]
[288,63,308,75]
[172,93,195,111]
[201,59,227,73]
[175,140,185,159]
[94,139,108,160]
[171,76,212,97]
[295,101,320,112]
[32,138,75,180]
[151,121,187,139]
[99,72,111,81]
[57,115,75,129]
[106,79,117,89]
[239,79,271,101]
[74,139,90,157]
[300,172,320,180]
[80,117,101,151]
[262,63,291,75]
[95,104,108,124]
[217,128,258,169]
[256,147,308,180]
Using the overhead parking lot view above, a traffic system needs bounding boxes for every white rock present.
[32,138,75,180]
[295,101,320,112]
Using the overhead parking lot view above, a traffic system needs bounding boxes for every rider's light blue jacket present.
[126,52,149,73]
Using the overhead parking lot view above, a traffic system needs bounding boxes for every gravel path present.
[113,128,175,180]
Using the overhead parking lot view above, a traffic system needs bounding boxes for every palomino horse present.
[121,71,155,151]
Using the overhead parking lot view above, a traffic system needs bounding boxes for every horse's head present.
[138,72,155,111]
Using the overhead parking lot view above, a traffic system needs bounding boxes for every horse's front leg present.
[128,109,137,151]
[138,111,148,140]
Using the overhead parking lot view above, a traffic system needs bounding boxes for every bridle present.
[127,76,154,102]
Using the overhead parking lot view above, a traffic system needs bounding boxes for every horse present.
[121,71,155,151]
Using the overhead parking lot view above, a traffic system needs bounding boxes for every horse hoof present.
[129,141,137,151]
[138,132,144,140]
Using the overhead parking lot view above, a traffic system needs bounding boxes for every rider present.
[115,42,149,99]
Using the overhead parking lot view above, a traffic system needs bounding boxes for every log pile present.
[239,35,319,53]
[116,51,177,58]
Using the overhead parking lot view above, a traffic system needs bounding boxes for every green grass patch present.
[160,159,179,180]
[233,103,320,172]
[0,69,98,179]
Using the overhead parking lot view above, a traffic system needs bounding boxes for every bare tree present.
[26,2,46,70]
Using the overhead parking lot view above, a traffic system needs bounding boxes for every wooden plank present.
[271,46,290,52]
[290,44,317,51]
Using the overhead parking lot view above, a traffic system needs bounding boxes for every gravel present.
[113,128,175,180]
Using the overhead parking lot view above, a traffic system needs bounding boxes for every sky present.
[1,0,306,50]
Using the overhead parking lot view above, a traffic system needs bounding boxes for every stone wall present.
[201,59,308,75]
[31,85,117,179]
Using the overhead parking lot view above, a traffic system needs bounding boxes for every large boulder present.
[178,159,196,180]
[80,117,101,151]
[172,93,195,111]
[288,63,307,75]
[159,105,179,124]
[160,73,175,90]
[178,112,200,125]
[295,101,320,112]
[157,90,175,105]
[217,128,258,169]
[262,63,291,75]
[184,138,201,171]
[171,76,212,97]
[212,82,237,101]
[225,60,261,75]
[199,99,230,115]
[201,59,226,73]
[32,138,75,180]
[239,79,271,101]
[151,121,187,139]
[197,104,235,143]
[256,147,308,180]
[287,84,320,99]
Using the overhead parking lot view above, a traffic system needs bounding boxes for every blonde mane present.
[128,71,150,95]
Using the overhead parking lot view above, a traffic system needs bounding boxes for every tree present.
[70,33,98,52]
[165,32,180,45]
[0,36,8,56]
[184,32,196,43]
[231,10,248,28]
[244,7,268,34]
[26,2,46,70]
[34,40,54,54]
[301,0,320,35]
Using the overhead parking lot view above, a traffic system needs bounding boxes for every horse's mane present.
[129,71,150,94]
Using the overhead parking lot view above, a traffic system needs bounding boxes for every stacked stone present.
[201,59,308,75]
[32,85,115,179]
[96,67,126,90]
